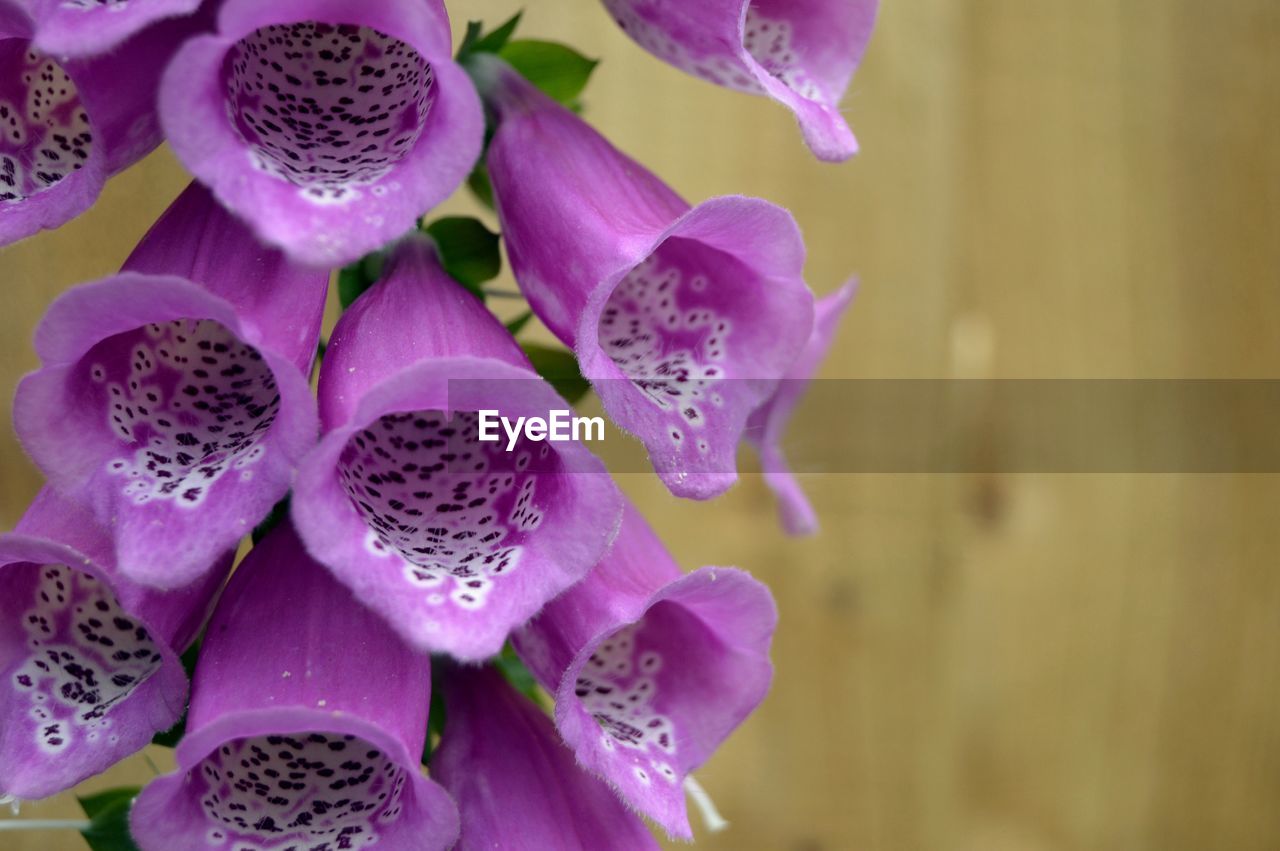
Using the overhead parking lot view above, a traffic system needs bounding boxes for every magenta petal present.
[130,520,459,851]
[158,0,483,267]
[512,503,777,838]
[0,488,225,799]
[475,55,814,500]
[746,278,857,535]
[13,183,325,589]
[600,0,878,161]
[0,1,206,245]
[294,237,623,660]
[27,0,207,57]
[312,235,530,432]
[434,664,660,851]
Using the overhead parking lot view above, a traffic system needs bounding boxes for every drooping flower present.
[158,0,484,267]
[130,520,460,851]
[511,501,777,839]
[0,0,203,246]
[599,0,878,161]
[469,53,814,501]
[14,182,326,589]
[746,279,856,535]
[432,664,660,851]
[292,233,623,661]
[25,0,210,58]
[0,487,226,800]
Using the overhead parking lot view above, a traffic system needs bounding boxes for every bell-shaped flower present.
[470,53,814,500]
[158,0,483,267]
[0,487,225,800]
[14,182,326,589]
[746,279,856,535]
[130,520,460,851]
[511,501,777,839]
[600,0,878,161]
[0,0,201,246]
[432,663,660,850]
[292,233,622,661]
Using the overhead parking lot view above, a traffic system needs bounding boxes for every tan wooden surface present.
[3,1,1279,849]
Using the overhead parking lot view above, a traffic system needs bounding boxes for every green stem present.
[0,819,93,832]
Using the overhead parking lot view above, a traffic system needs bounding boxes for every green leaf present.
[457,19,484,56]
[466,11,523,57]
[466,161,495,210]
[151,640,200,747]
[80,787,141,820]
[494,643,545,707]
[498,40,598,105]
[423,216,501,296]
[252,495,291,545]
[521,343,591,404]
[337,252,385,310]
[504,310,534,336]
[79,787,141,851]
[336,264,365,309]
[151,712,190,748]
[150,716,186,749]
[428,684,447,742]
[421,663,448,764]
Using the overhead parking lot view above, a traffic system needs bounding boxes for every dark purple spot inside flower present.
[336,409,563,611]
[0,41,94,203]
[6,563,164,752]
[195,732,407,845]
[222,22,435,203]
[598,242,734,449]
[85,318,280,508]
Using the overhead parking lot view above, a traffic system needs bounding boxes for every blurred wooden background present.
[3,0,1280,849]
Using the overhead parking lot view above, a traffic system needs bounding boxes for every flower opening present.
[223,22,435,205]
[0,41,92,203]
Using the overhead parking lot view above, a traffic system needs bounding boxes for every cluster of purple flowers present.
[0,0,875,847]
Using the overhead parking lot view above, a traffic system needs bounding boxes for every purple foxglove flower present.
[601,0,878,161]
[158,0,483,267]
[14,182,326,589]
[292,233,623,661]
[0,0,202,246]
[470,54,814,501]
[511,501,777,839]
[0,487,225,800]
[130,520,459,850]
[746,278,856,535]
[433,663,660,851]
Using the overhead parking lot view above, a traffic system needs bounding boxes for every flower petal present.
[14,183,325,588]
[474,54,814,500]
[28,0,207,58]
[0,488,224,799]
[130,520,459,851]
[0,1,204,245]
[314,235,529,431]
[600,0,878,161]
[746,278,857,535]
[159,0,483,266]
[513,502,777,838]
[433,664,660,851]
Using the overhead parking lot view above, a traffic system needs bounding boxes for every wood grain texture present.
[2,1,1278,849]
